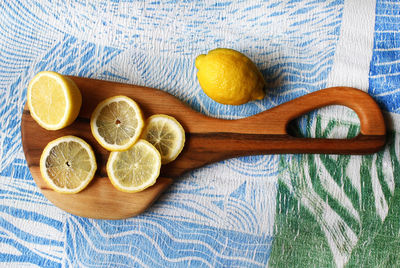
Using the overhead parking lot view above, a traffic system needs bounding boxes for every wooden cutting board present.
[21,76,386,219]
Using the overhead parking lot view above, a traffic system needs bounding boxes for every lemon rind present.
[194,49,266,105]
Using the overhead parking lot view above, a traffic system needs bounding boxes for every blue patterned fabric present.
[1,1,400,267]
[369,1,400,113]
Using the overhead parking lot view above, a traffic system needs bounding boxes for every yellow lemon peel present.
[195,48,266,105]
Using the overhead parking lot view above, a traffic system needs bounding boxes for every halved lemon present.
[106,139,161,193]
[90,95,144,151]
[40,136,97,194]
[27,71,82,130]
[141,114,185,164]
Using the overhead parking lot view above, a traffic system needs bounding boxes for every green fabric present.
[270,114,400,267]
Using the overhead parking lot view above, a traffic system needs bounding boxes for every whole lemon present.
[195,48,266,105]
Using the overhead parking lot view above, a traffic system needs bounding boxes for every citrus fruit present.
[40,136,97,194]
[141,114,185,164]
[27,71,82,130]
[90,95,144,151]
[195,48,266,105]
[106,139,161,193]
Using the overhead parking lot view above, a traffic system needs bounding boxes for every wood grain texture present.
[21,76,386,219]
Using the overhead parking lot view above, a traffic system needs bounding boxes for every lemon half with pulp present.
[27,71,82,130]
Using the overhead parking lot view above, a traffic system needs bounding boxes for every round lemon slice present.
[27,71,82,130]
[141,114,185,164]
[90,95,144,151]
[40,136,97,194]
[107,139,161,193]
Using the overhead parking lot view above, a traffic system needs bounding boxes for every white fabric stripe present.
[384,111,400,131]
[326,0,377,91]
[317,0,377,127]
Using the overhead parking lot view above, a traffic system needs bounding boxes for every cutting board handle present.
[164,87,386,177]
[263,86,385,136]
[191,87,386,136]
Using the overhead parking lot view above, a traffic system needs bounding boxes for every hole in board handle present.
[286,105,361,139]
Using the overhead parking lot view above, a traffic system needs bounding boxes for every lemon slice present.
[27,71,82,130]
[40,136,97,194]
[141,114,185,164]
[90,95,144,151]
[106,139,161,193]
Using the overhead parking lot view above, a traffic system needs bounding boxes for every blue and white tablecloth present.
[1,1,400,267]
